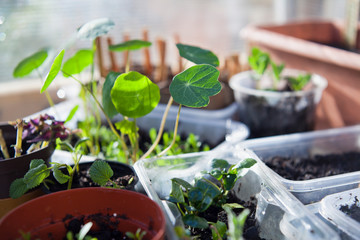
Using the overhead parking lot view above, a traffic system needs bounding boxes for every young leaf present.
[223,173,237,191]
[109,40,152,52]
[287,74,312,91]
[169,64,221,108]
[40,50,65,93]
[234,158,257,171]
[62,49,94,77]
[225,207,250,240]
[103,72,120,118]
[176,43,219,67]
[211,158,230,170]
[77,18,115,40]
[270,61,284,81]
[169,179,186,203]
[78,222,93,240]
[183,215,209,229]
[29,159,46,169]
[65,105,79,124]
[9,178,28,199]
[89,160,114,186]
[222,203,244,210]
[53,164,70,184]
[74,137,90,151]
[189,179,221,212]
[114,119,138,135]
[248,47,269,76]
[23,163,50,189]
[171,177,193,191]
[110,71,160,118]
[210,221,227,240]
[13,49,48,78]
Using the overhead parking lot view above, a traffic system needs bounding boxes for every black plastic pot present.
[45,160,138,193]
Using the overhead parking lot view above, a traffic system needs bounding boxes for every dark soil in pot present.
[242,93,316,138]
[189,191,263,240]
[64,213,134,240]
[264,151,360,180]
[46,161,137,193]
[339,196,360,222]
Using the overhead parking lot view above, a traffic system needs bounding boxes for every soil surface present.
[340,196,360,222]
[189,192,262,240]
[64,213,133,240]
[264,151,360,180]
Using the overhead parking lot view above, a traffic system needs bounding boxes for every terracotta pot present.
[229,69,327,138]
[0,123,54,216]
[241,20,360,129]
[0,187,166,240]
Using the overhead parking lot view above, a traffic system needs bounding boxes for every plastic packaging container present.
[318,188,360,240]
[235,125,360,204]
[134,149,340,240]
[229,70,327,138]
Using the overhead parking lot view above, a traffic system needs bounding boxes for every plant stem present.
[131,118,139,163]
[0,129,10,159]
[139,96,174,160]
[14,119,24,158]
[125,51,130,73]
[157,104,182,157]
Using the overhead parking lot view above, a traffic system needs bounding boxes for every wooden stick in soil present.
[155,37,167,83]
[0,129,10,159]
[123,33,131,72]
[174,33,183,73]
[13,119,24,158]
[107,37,120,72]
[95,37,107,78]
[142,29,153,77]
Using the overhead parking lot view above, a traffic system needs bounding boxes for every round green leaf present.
[176,43,219,67]
[170,64,221,107]
[62,49,94,77]
[102,72,120,118]
[110,71,160,118]
[109,40,152,52]
[41,50,65,93]
[13,49,48,78]
[77,18,115,40]
[89,160,113,186]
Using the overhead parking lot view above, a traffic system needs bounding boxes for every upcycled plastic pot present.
[229,69,327,138]
[134,150,340,240]
[0,123,54,217]
[0,187,166,240]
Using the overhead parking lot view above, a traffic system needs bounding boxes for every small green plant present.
[168,158,256,239]
[125,228,147,240]
[224,207,250,240]
[25,18,222,165]
[248,47,311,91]
[66,222,97,240]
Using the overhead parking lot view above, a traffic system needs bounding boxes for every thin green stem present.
[139,96,174,160]
[157,104,182,157]
[131,118,139,163]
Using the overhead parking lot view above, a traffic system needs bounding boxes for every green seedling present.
[224,207,250,240]
[125,228,147,240]
[66,222,97,240]
[35,18,221,165]
[248,47,311,91]
[168,158,256,239]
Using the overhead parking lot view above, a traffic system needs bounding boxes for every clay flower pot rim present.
[229,69,328,99]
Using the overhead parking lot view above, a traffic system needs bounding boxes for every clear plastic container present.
[230,125,360,204]
[319,188,360,240]
[134,149,340,240]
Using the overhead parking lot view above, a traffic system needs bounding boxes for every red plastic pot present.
[0,187,166,240]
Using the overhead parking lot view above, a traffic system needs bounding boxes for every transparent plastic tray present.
[134,149,340,240]
[233,125,360,204]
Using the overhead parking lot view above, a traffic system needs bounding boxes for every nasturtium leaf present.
[169,64,221,108]
[13,49,48,78]
[9,178,28,199]
[211,158,230,170]
[65,105,79,124]
[109,40,152,52]
[89,160,114,186]
[110,71,160,118]
[103,72,120,118]
[41,50,64,93]
[183,215,209,229]
[29,159,45,169]
[23,163,50,189]
[169,179,185,203]
[53,165,70,184]
[77,18,115,40]
[176,43,219,67]
[114,119,138,135]
[62,49,94,77]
